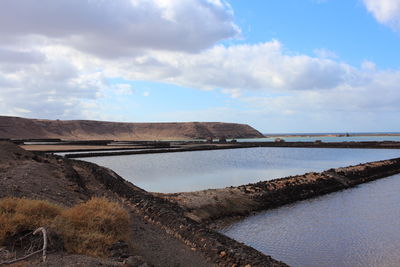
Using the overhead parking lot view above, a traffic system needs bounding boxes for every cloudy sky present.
[1,0,400,133]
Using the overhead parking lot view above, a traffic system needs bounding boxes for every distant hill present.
[0,116,264,140]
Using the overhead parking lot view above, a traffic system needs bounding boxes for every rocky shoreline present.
[72,159,288,266]
[48,141,400,158]
[0,141,286,266]
[3,140,400,266]
[164,157,400,224]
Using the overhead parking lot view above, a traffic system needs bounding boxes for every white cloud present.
[363,0,400,29]
[314,48,338,59]
[361,60,376,71]
[222,88,242,98]
[0,48,45,64]
[3,38,400,122]
[108,41,354,91]
[0,0,400,131]
[0,54,108,119]
[0,0,239,119]
[0,0,239,58]
[113,84,134,95]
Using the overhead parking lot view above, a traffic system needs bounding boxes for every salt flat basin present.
[238,135,400,142]
[80,147,400,193]
[220,174,400,267]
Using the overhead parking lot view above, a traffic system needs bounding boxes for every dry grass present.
[52,198,130,257]
[0,197,130,257]
[0,198,62,244]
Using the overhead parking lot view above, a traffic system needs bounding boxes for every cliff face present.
[0,116,264,140]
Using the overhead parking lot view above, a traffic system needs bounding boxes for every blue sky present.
[230,0,400,68]
[1,0,400,133]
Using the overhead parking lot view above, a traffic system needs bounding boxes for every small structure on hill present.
[218,136,227,144]
[206,137,213,143]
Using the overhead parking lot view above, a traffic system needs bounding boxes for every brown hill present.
[0,116,263,140]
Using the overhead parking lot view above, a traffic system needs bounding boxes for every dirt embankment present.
[165,158,400,224]
[0,142,286,267]
[0,115,263,140]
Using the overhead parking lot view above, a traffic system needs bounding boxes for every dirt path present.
[129,212,212,267]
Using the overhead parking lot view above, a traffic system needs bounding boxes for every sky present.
[1,0,400,133]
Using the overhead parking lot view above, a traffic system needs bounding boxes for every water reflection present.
[220,175,400,267]
[81,147,400,193]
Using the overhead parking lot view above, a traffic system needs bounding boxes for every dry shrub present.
[52,198,130,257]
[0,198,62,244]
[0,197,130,258]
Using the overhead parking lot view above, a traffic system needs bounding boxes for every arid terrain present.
[0,116,263,141]
[0,141,286,267]
[3,138,400,266]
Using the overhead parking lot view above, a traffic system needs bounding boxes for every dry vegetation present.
[0,197,130,257]
[0,198,62,244]
[53,198,130,256]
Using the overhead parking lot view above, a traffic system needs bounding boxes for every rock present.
[108,240,130,260]
[123,256,149,267]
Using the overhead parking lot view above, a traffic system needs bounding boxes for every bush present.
[0,197,130,257]
[0,198,62,244]
[52,198,130,257]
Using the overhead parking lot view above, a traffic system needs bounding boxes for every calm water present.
[220,174,400,267]
[238,135,400,142]
[81,147,400,193]
[55,148,175,156]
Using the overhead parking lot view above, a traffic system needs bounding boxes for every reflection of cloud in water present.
[220,174,400,267]
[83,147,400,193]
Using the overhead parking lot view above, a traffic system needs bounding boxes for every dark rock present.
[123,256,149,267]
[109,240,131,260]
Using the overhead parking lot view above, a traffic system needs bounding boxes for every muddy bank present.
[0,141,286,267]
[165,157,400,224]
[60,141,400,158]
[63,144,245,158]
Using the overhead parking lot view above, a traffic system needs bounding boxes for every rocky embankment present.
[0,141,286,267]
[165,158,400,223]
[0,115,263,140]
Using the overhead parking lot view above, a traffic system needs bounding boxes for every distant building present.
[218,136,227,143]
